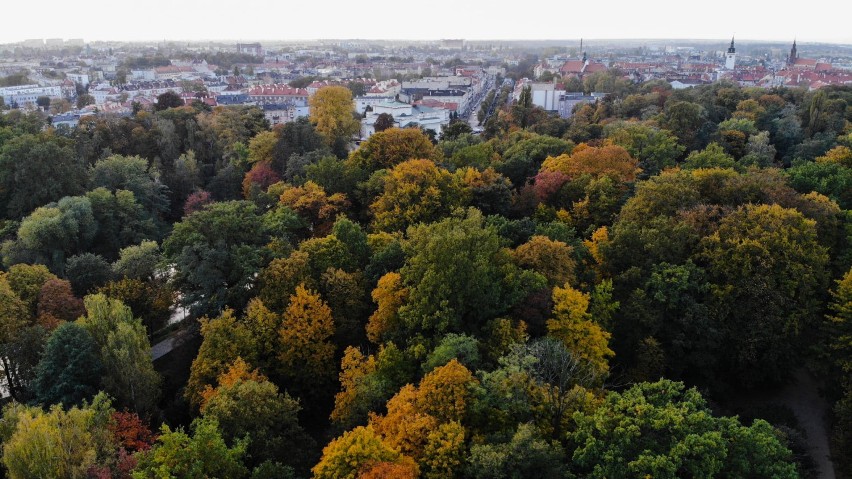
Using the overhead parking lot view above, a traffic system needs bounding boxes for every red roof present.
[560,60,606,74]
[793,58,818,67]
[560,61,586,73]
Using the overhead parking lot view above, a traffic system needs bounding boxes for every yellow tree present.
[421,421,466,479]
[348,127,436,171]
[185,309,257,408]
[278,284,336,386]
[371,384,437,461]
[312,425,417,479]
[542,143,639,183]
[309,86,360,146]
[366,272,408,344]
[546,284,614,375]
[199,357,266,410]
[512,235,576,287]
[370,159,464,232]
[358,462,419,479]
[331,347,377,425]
[414,359,478,423]
[259,251,315,312]
[247,130,278,164]
[279,181,349,237]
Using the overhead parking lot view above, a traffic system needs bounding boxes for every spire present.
[789,38,798,66]
[727,36,736,54]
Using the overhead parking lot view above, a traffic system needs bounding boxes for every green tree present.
[699,204,828,384]
[85,188,159,260]
[154,91,185,111]
[200,359,314,472]
[373,113,395,133]
[6,196,96,273]
[468,423,564,479]
[570,379,798,478]
[786,160,852,210]
[132,417,248,479]
[77,294,160,414]
[604,122,684,177]
[163,201,269,316]
[660,100,708,151]
[33,322,103,407]
[89,155,169,221]
[0,132,86,219]
[681,142,738,170]
[400,208,541,337]
[112,240,162,281]
[65,253,113,296]
[496,135,574,187]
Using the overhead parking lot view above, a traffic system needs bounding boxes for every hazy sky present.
[2,0,850,44]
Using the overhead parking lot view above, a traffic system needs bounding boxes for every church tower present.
[788,39,798,66]
[725,37,737,70]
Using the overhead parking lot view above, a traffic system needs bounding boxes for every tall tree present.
[0,132,86,219]
[33,322,103,407]
[309,86,359,148]
[163,201,269,316]
[278,285,336,396]
[77,294,160,414]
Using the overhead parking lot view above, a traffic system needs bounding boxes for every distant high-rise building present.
[440,39,464,50]
[236,43,263,56]
[725,37,737,70]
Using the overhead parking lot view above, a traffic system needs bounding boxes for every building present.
[725,37,737,70]
[440,39,464,50]
[557,93,604,118]
[67,73,90,87]
[360,100,450,139]
[131,69,156,81]
[247,84,308,106]
[264,105,309,126]
[237,43,263,56]
[0,84,62,107]
[559,55,608,77]
[354,96,396,114]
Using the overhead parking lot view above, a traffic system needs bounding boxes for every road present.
[465,74,496,129]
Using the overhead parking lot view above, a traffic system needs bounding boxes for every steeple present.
[789,39,798,65]
[724,36,737,70]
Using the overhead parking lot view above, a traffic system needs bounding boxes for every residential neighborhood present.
[1,37,849,139]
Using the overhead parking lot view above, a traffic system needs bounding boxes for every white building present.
[67,73,90,87]
[0,84,62,106]
[131,69,156,81]
[354,96,395,114]
[360,100,450,139]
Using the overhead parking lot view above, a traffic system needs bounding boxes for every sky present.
[2,0,850,44]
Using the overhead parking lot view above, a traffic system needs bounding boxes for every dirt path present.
[776,369,835,478]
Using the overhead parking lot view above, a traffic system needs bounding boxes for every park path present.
[776,369,836,479]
